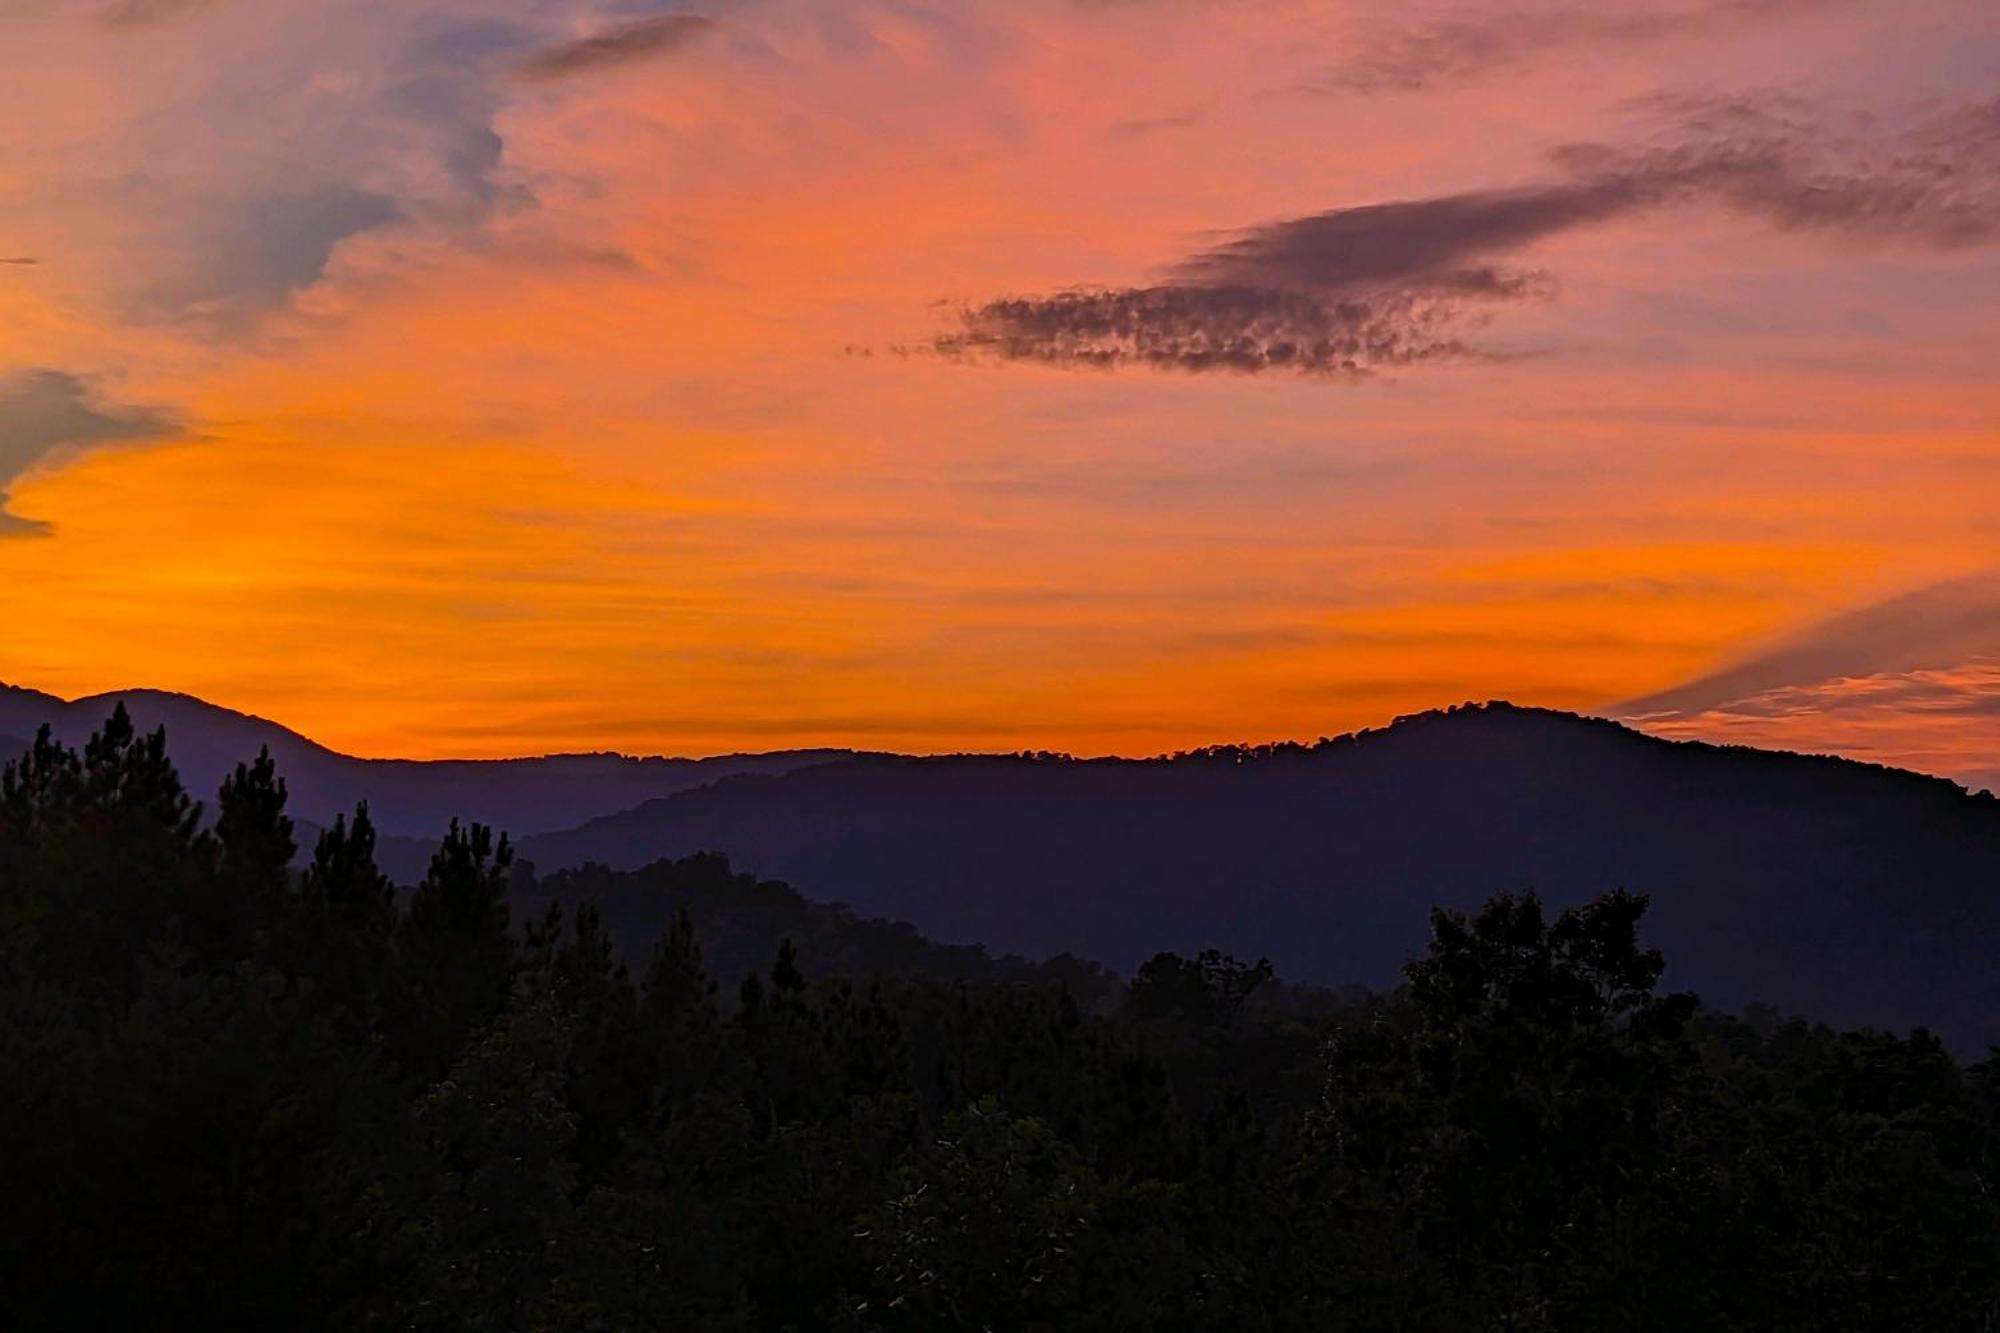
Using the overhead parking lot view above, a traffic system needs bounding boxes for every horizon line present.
[6,679,1995,797]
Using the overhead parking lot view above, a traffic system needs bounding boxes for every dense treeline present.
[2,707,1997,1330]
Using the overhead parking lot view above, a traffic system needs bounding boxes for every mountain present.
[519,702,2000,1052]
[12,684,2000,1047]
[0,684,849,839]
[517,853,1125,1009]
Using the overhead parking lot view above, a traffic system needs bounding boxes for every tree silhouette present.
[301,801,394,935]
[1128,947,1273,1025]
[399,818,515,1071]
[199,745,295,962]
[1,707,1997,1329]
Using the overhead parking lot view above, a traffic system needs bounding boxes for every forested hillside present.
[3,707,1997,1329]
[16,687,2000,1052]
[520,702,2000,1050]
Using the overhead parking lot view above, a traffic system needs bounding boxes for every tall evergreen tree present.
[200,745,296,963]
[3,707,209,994]
[301,802,394,936]
[289,802,398,1031]
[399,819,515,1070]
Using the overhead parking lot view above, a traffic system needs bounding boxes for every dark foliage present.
[2,714,1996,1330]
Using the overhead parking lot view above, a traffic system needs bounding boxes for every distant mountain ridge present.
[516,703,2000,1052]
[10,684,2000,1049]
[0,683,851,838]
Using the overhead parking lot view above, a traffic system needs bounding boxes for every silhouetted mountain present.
[520,702,2000,1051]
[0,684,849,838]
[9,699,1993,1327]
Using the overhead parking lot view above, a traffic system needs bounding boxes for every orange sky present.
[2,0,1997,780]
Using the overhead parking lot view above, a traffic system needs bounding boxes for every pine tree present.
[289,802,398,1032]
[202,745,296,963]
[399,819,515,1071]
[301,802,393,936]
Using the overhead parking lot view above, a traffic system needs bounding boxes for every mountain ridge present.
[12,681,1990,799]
[10,685,2000,1047]
[0,682,854,837]
[512,701,2000,1051]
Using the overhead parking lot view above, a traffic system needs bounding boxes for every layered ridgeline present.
[6,709,1993,1327]
[6,689,2000,1048]
[0,684,848,838]
[520,703,2000,1051]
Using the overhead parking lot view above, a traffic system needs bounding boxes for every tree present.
[301,802,394,936]
[1404,888,1673,1033]
[1313,891,1704,1329]
[287,802,398,1033]
[849,1099,1101,1329]
[410,974,579,1329]
[215,746,294,898]
[638,908,725,1117]
[1,708,211,995]
[1128,948,1273,1025]
[198,746,296,963]
[551,901,647,1187]
[399,820,515,1071]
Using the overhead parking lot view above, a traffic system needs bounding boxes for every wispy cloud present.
[1319,0,1859,95]
[1616,567,2000,789]
[0,371,176,534]
[138,185,401,323]
[98,0,223,29]
[58,10,548,327]
[1620,570,2000,721]
[923,284,1496,376]
[517,13,713,82]
[1172,185,1639,291]
[1628,659,2000,790]
[1664,662,2000,720]
[920,96,2000,379]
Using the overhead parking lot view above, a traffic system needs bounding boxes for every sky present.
[1,0,1997,779]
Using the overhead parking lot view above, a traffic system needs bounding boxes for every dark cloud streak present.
[1171,184,1646,292]
[1320,0,1860,95]
[517,13,713,82]
[927,285,1485,376]
[1619,571,2000,721]
[923,102,2000,380]
[0,371,176,535]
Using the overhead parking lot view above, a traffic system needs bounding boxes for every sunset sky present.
[2,0,1997,780]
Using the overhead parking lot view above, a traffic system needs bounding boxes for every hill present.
[0,684,849,838]
[517,852,1124,1008]
[519,702,2000,1050]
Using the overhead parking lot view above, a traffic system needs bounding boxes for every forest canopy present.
[2,708,1996,1330]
